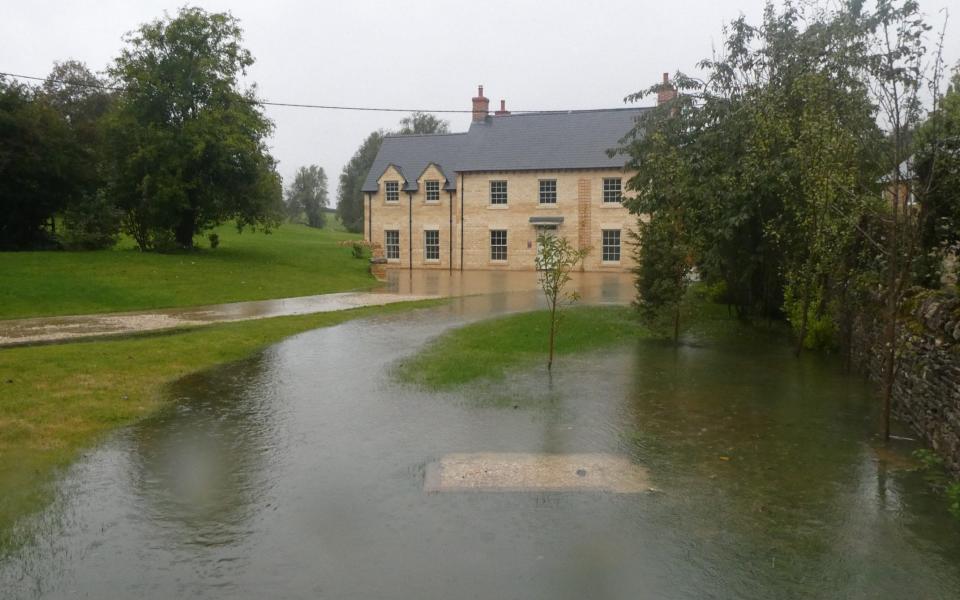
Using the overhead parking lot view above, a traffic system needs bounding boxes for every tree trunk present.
[881,303,897,441]
[673,304,680,344]
[794,281,813,358]
[175,209,196,249]
[548,301,557,372]
[881,183,902,442]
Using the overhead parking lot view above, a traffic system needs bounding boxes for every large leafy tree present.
[0,77,83,249]
[285,165,328,228]
[104,7,282,251]
[618,2,882,342]
[397,112,450,135]
[337,112,450,234]
[913,68,960,287]
[618,0,950,440]
[40,61,119,249]
[336,130,383,233]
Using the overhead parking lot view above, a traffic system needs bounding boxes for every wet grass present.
[0,222,372,319]
[395,305,653,389]
[0,299,442,542]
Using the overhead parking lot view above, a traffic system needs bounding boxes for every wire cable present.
[0,70,554,114]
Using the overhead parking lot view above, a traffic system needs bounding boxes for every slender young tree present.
[535,234,588,371]
[862,0,945,440]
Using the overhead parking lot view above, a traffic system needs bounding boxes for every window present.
[539,179,557,204]
[490,180,508,205]
[425,180,440,203]
[385,181,400,203]
[490,230,507,261]
[385,230,400,259]
[424,230,439,261]
[602,229,621,262]
[603,178,622,204]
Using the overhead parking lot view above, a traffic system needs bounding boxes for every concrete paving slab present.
[424,452,650,493]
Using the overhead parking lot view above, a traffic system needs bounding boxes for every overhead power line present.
[0,70,556,114]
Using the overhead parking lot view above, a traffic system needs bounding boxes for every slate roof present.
[361,107,649,193]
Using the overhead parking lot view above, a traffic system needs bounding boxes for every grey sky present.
[3,0,957,194]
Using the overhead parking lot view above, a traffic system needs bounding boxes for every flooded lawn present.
[2,277,959,599]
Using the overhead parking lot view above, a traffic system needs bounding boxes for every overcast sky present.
[3,0,957,194]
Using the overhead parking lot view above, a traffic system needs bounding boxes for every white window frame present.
[490,229,508,261]
[490,180,508,205]
[424,230,440,261]
[385,181,400,203]
[539,179,557,204]
[425,180,440,203]
[385,230,400,260]
[602,229,621,262]
[602,178,622,204]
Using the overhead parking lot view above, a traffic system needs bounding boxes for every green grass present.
[395,306,652,389]
[0,221,372,319]
[0,299,441,541]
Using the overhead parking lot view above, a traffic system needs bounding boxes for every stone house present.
[361,82,673,271]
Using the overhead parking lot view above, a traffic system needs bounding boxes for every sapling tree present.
[535,234,588,371]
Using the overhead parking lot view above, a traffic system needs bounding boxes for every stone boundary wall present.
[851,293,960,476]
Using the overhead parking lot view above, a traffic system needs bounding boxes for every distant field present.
[0,222,372,319]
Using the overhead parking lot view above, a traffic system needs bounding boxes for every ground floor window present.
[602,229,621,262]
[424,230,439,260]
[385,229,400,259]
[490,229,507,261]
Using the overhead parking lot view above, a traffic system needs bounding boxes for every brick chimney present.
[494,99,511,116]
[472,85,490,122]
[657,72,677,105]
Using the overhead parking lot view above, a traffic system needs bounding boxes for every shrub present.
[208,233,220,249]
[351,241,366,259]
[60,192,121,250]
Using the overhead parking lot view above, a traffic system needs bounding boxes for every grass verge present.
[0,299,442,539]
[0,222,373,319]
[394,305,652,390]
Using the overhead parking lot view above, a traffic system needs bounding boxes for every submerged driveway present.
[0,271,633,346]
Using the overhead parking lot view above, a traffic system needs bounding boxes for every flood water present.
[3,274,959,599]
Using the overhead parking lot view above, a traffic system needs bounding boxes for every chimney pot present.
[495,99,511,116]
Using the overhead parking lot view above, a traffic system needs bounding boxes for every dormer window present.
[425,180,440,203]
[385,181,399,203]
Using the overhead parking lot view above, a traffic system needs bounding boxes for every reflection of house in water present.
[362,79,679,273]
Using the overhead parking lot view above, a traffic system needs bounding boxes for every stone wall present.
[851,293,960,476]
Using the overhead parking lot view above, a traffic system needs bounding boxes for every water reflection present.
[127,351,282,547]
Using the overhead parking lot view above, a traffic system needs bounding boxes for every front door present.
[535,225,557,270]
